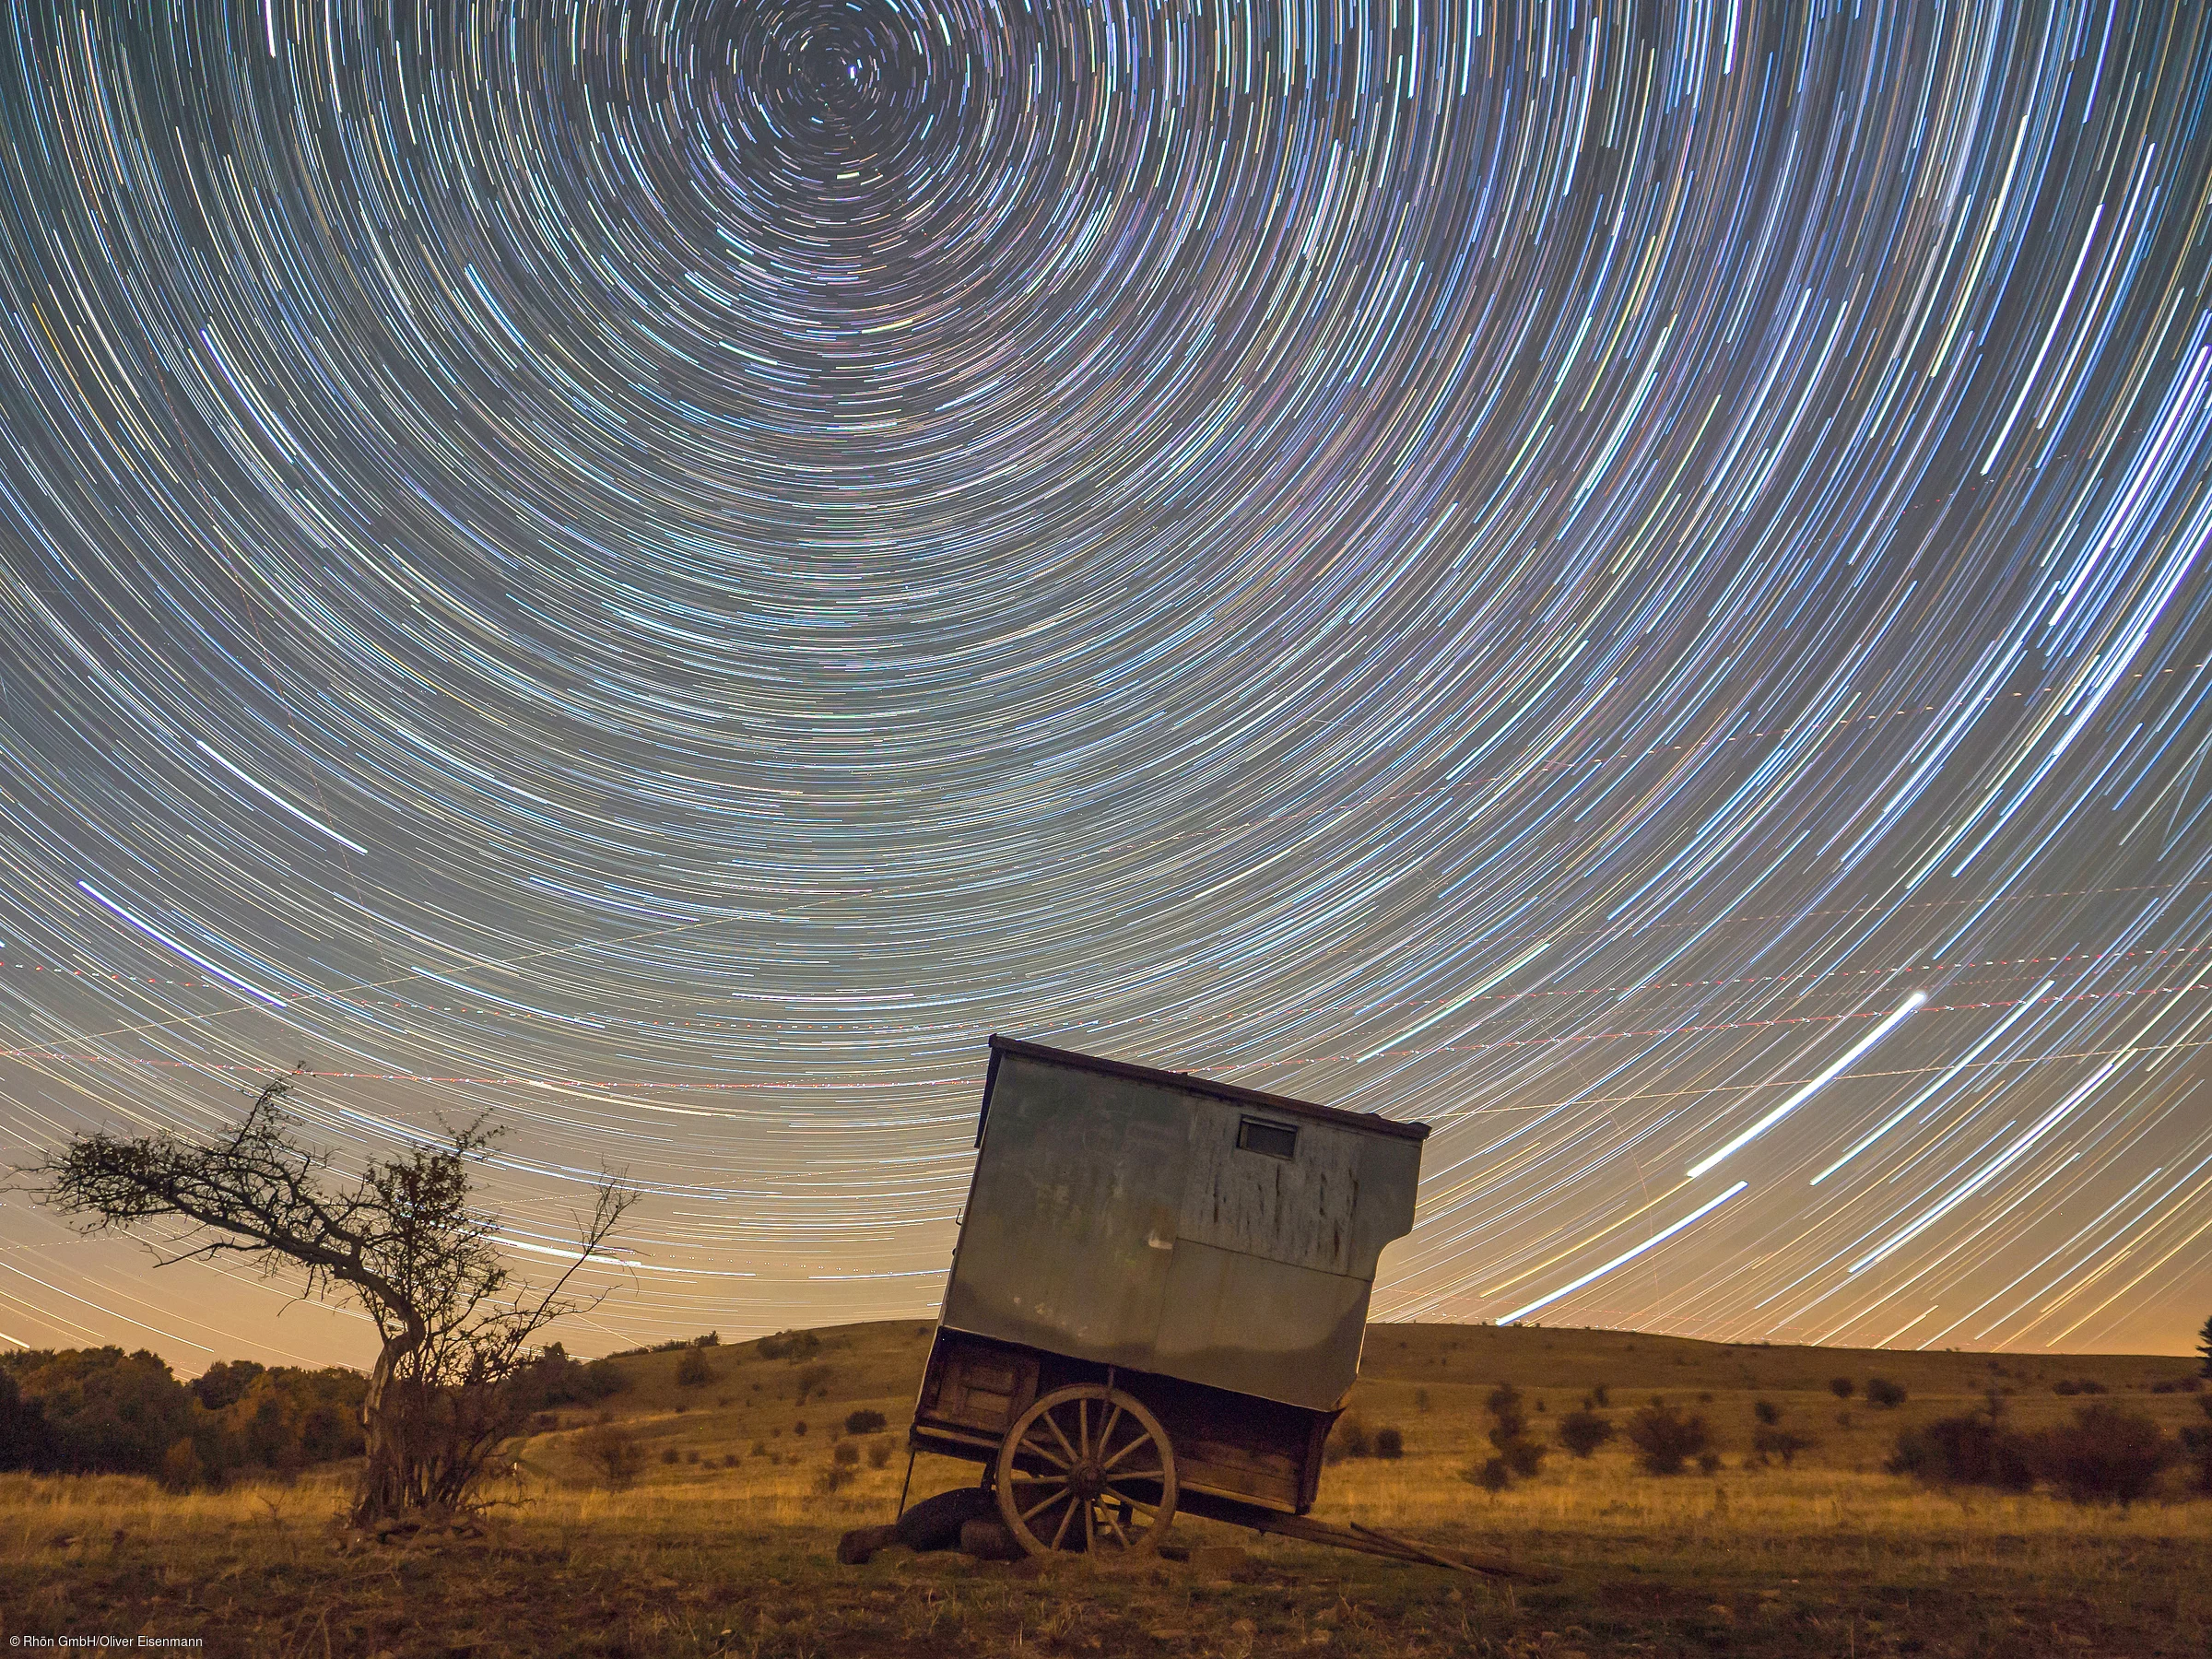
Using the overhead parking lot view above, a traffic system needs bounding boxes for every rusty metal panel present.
[1178,1101,1364,1275]
[940,1051,1190,1370]
[940,1038,1429,1410]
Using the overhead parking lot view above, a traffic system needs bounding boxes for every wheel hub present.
[1069,1458,1107,1499]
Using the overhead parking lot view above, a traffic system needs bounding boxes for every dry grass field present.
[3,1321,2206,1658]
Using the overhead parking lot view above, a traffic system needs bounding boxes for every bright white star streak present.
[1500,1182,1750,1326]
[1687,994,1928,1179]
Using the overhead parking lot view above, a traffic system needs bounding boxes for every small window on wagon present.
[1236,1117,1298,1160]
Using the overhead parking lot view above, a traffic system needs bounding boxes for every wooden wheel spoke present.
[1098,1402,1124,1454]
[1099,1482,1152,1517]
[1077,1396,1090,1458]
[1019,1486,1071,1523]
[1019,1429,1070,1470]
[1104,1511,1132,1547]
[1082,1497,1094,1551]
[1048,1494,1077,1551]
[1102,1436,1157,1471]
[1043,1412,1080,1466]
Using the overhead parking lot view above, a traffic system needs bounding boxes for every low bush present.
[2032,1402,2173,1506]
[2178,1398,2212,1493]
[1480,1384,1546,1483]
[1373,1426,1405,1459]
[675,1347,717,1387]
[1865,1377,1908,1409]
[866,1438,895,1469]
[579,1423,645,1489]
[1625,1398,1711,1476]
[1829,1377,1855,1400]
[843,1408,888,1436]
[1465,1457,1511,1492]
[1888,1413,2035,1492]
[758,1330,822,1363]
[1555,1407,1615,1459]
[1752,1427,1815,1466]
[1325,1414,1371,1461]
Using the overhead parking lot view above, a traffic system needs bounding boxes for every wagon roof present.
[983,1034,1430,1144]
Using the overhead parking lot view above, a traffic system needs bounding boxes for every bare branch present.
[26,1073,639,1524]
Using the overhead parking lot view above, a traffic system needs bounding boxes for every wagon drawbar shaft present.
[1243,1514,1561,1582]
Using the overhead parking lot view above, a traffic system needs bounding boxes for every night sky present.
[3,1,2210,1374]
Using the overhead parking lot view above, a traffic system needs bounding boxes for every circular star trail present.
[2,2,2210,1371]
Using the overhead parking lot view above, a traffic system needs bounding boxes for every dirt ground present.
[4,1321,2206,1657]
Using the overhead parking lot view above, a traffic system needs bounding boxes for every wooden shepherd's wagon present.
[904,1037,1538,1574]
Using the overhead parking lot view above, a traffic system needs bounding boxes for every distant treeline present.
[0,1342,628,1489]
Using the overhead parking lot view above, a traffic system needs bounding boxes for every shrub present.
[795,1364,834,1404]
[1625,1399,1711,1475]
[844,1408,888,1436]
[1414,1388,1430,1412]
[674,1347,717,1388]
[1829,1377,1855,1400]
[813,1461,855,1495]
[1752,1427,1815,1466]
[1589,1383,1610,1407]
[794,1419,808,1437]
[159,1436,206,1493]
[866,1438,895,1469]
[685,1449,700,1465]
[1475,1383,1546,1486]
[2,1347,197,1478]
[1753,1400,1781,1426]
[1697,1452,1724,1475]
[582,1359,629,1399]
[832,1441,860,1467]
[2031,1403,2174,1506]
[0,1369,53,1472]
[758,1330,821,1363]
[1556,1408,1615,1459]
[2053,1378,2106,1396]
[1326,1414,1371,1461]
[1461,1456,1511,1492]
[1884,1412,2026,1493]
[1373,1426,1405,1459]
[2178,1399,2212,1493]
[660,1447,680,1465]
[579,1424,645,1488]
[188,1359,265,1413]
[1865,1377,1907,1409]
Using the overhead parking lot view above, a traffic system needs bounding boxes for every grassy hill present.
[508,1320,2206,1500]
[3,1320,2206,1658]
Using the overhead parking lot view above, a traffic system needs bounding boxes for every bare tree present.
[29,1074,635,1525]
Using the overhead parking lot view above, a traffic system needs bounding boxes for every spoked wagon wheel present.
[994,1383,1178,1556]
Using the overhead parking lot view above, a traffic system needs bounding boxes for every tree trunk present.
[352,1324,424,1525]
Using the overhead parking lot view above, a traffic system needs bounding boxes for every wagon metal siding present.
[937,1037,1428,1413]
